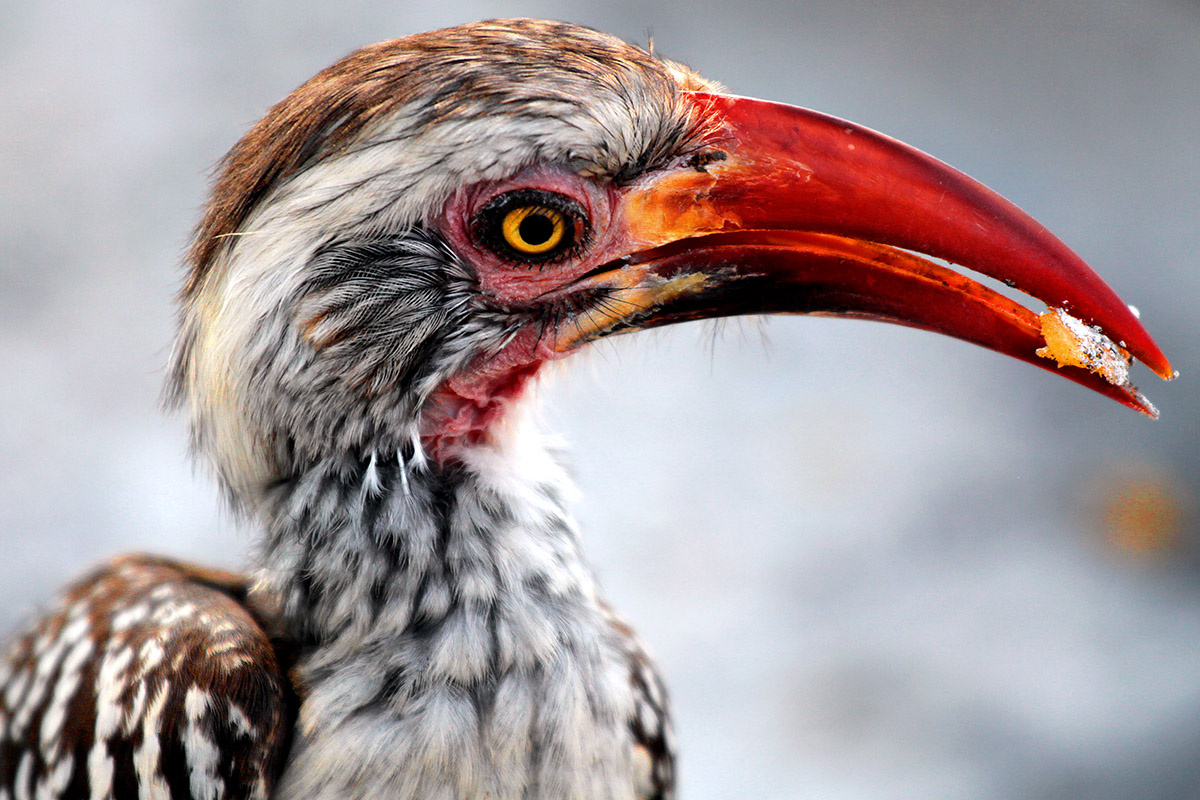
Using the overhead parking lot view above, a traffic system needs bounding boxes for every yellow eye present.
[475,190,588,265]
[501,205,568,255]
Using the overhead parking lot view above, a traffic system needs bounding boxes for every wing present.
[0,554,295,800]
[605,609,676,800]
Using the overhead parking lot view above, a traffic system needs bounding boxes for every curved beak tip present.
[580,92,1174,416]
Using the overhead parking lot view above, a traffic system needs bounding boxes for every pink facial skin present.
[421,167,624,461]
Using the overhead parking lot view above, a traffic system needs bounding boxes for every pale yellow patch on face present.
[553,268,713,352]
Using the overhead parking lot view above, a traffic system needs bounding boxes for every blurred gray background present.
[2,1,1199,797]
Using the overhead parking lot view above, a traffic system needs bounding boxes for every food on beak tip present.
[1037,307,1132,387]
[1033,308,1168,419]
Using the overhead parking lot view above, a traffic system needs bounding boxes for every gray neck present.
[249,428,639,799]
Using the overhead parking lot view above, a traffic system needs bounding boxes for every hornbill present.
[0,18,1172,800]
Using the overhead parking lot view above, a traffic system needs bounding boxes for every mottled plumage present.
[4,19,689,800]
[0,556,292,800]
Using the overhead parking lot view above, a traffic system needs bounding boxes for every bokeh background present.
[2,1,1198,797]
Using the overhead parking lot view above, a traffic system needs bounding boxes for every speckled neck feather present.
[249,424,648,799]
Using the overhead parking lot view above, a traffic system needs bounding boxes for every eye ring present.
[474,189,589,265]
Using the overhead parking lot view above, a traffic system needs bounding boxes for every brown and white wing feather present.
[628,646,675,800]
[0,555,294,800]
[605,610,676,800]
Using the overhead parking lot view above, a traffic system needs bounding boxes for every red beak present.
[555,92,1172,415]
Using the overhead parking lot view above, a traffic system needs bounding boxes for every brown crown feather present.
[182,19,698,300]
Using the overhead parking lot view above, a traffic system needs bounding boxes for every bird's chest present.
[272,602,639,800]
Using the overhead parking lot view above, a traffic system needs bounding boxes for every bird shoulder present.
[0,554,296,800]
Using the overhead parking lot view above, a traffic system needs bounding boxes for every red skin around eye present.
[438,167,618,306]
[423,168,618,462]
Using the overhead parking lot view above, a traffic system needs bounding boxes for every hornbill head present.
[168,19,1172,504]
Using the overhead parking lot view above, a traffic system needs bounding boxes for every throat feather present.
[255,433,589,653]
[253,438,639,799]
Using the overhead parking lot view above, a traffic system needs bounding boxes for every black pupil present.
[519,212,556,246]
